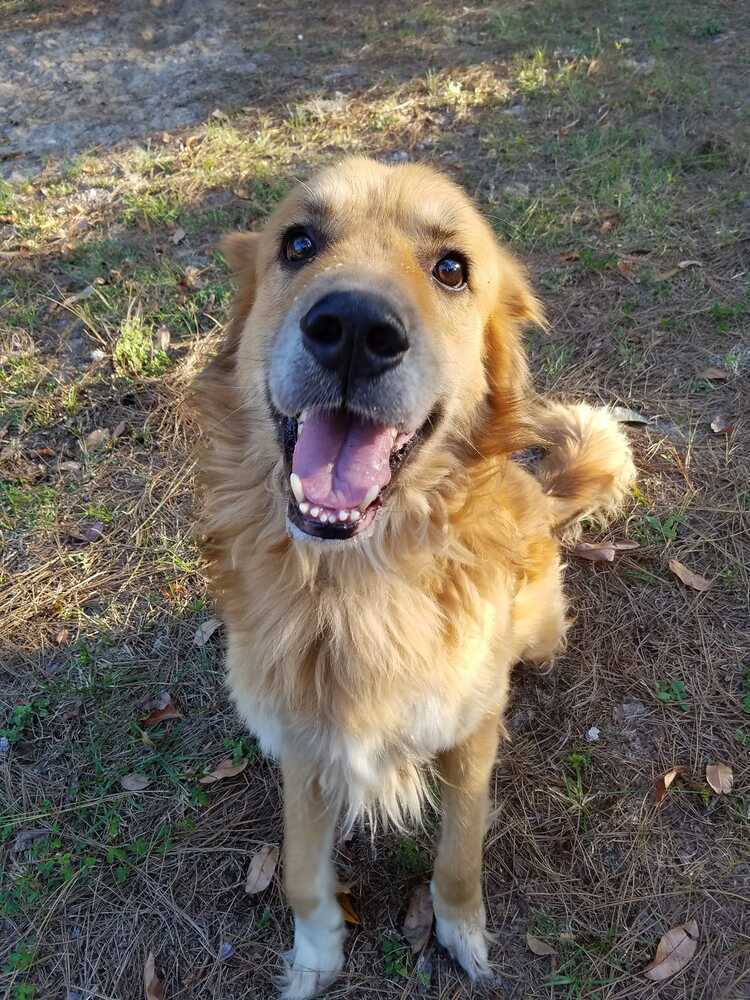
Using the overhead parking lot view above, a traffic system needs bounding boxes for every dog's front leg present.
[431,709,500,980]
[279,754,344,1000]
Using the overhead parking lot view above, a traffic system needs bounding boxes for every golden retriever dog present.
[195,156,634,998]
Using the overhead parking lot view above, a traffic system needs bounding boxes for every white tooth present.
[338,510,349,521]
[310,506,320,518]
[350,509,361,522]
[362,485,379,509]
[299,501,310,515]
[320,512,329,523]
[290,473,305,504]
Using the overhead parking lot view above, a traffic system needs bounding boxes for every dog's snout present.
[300,291,409,380]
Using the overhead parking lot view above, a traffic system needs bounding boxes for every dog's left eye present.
[284,229,317,263]
[433,256,466,289]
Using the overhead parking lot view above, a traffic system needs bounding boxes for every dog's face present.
[225,157,542,545]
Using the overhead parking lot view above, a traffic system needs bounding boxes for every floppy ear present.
[475,250,546,457]
[195,232,260,436]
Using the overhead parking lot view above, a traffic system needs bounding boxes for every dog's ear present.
[221,231,260,274]
[476,249,545,456]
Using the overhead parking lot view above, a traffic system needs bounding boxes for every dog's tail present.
[531,401,636,536]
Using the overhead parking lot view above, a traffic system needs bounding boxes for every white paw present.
[278,910,345,1000]
[431,886,491,981]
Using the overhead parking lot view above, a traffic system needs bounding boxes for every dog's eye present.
[284,229,317,264]
[433,256,466,289]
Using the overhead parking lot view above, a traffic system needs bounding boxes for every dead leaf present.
[112,420,127,439]
[705,763,733,795]
[211,108,228,120]
[573,540,639,562]
[55,627,70,645]
[669,560,711,592]
[654,267,679,281]
[599,211,622,233]
[710,413,732,434]
[199,757,249,784]
[62,285,95,307]
[193,617,222,647]
[171,227,186,244]
[558,250,580,263]
[337,892,361,925]
[677,260,703,269]
[655,766,685,804]
[611,405,648,425]
[616,256,639,277]
[66,520,104,545]
[245,844,279,894]
[183,265,203,289]
[642,920,698,981]
[698,366,729,381]
[140,691,183,728]
[155,326,170,352]
[403,884,434,953]
[526,932,557,957]
[83,427,109,451]
[144,952,165,1000]
[121,773,150,792]
[13,828,49,852]
[58,460,82,473]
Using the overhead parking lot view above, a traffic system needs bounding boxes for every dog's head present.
[218,157,543,545]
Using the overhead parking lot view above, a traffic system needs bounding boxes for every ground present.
[1,1,749,998]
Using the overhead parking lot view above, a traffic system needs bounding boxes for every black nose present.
[300,291,409,381]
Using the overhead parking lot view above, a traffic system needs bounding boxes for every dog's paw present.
[278,913,345,1000]
[434,912,491,980]
[431,885,491,981]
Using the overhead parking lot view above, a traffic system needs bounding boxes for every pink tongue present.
[292,411,395,510]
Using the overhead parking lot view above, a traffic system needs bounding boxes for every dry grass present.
[2,1,749,998]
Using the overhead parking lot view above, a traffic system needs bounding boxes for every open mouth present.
[280,408,427,541]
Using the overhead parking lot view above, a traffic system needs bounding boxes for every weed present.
[394,835,428,873]
[382,934,410,978]
[655,679,690,711]
[121,191,180,227]
[113,314,170,378]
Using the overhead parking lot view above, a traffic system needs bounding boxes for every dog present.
[195,156,635,999]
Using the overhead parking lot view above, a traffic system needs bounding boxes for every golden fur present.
[195,157,635,997]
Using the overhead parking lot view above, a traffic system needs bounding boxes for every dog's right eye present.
[283,229,317,264]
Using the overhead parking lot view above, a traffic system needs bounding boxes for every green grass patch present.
[113,314,170,378]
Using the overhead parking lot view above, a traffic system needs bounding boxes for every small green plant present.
[655,679,689,711]
[394,835,427,873]
[382,934,411,978]
[113,315,170,378]
[121,191,180,227]
[0,699,50,744]
[222,736,260,765]
[631,512,684,546]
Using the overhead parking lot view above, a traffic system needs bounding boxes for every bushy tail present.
[531,401,636,536]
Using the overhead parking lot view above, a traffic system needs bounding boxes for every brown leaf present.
[403,883,434,953]
[611,405,648,425]
[199,757,249,784]
[573,540,639,562]
[558,250,580,263]
[112,420,128,439]
[83,427,110,452]
[710,413,732,434]
[642,920,699,981]
[616,256,639,277]
[144,952,165,1000]
[526,932,557,957]
[655,766,685,804]
[13,828,49,852]
[669,560,711,592]
[599,211,622,233]
[55,627,70,645]
[337,892,361,925]
[140,692,183,728]
[171,227,186,244]
[698,366,729,381]
[245,844,279,894]
[193,617,222,647]
[705,763,733,795]
[121,772,150,792]
[66,520,104,545]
